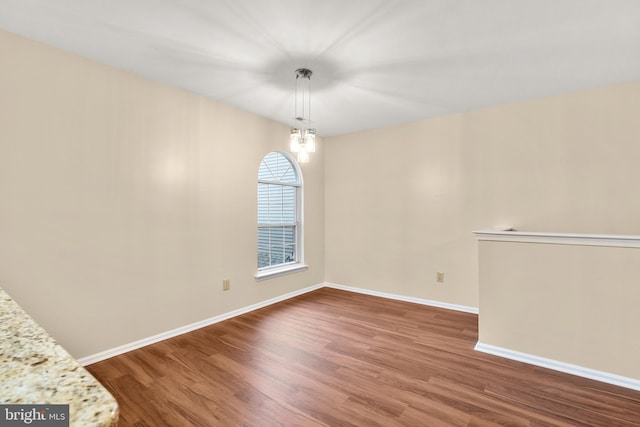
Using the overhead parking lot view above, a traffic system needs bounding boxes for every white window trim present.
[256,151,305,280]
[255,262,309,281]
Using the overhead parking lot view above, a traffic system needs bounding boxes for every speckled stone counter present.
[0,287,119,426]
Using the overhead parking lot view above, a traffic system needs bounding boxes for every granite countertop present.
[0,287,119,426]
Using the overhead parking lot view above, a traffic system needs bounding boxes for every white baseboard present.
[325,282,479,314]
[78,283,324,366]
[79,282,477,366]
[475,342,640,392]
[80,281,640,393]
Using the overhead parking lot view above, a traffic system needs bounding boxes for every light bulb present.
[290,129,301,152]
[297,147,310,163]
[305,131,316,153]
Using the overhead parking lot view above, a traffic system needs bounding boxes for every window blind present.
[257,152,300,270]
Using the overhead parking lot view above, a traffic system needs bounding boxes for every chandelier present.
[290,68,316,163]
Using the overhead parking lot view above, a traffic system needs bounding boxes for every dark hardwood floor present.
[87,288,640,426]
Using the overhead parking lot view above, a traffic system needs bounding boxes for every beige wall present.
[0,30,324,358]
[325,79,640,308]
[3,23,640,371]
[478,240,640,380]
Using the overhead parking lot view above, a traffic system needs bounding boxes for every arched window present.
[256,152,306,279]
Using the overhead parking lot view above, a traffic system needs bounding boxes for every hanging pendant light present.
[290,68,316,163]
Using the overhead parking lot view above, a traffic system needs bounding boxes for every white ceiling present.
[1,0,640,137]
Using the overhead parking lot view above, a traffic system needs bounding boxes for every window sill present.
[255,263,308,281]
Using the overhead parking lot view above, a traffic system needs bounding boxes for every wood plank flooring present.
[87,288,640,426]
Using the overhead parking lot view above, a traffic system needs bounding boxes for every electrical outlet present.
[223,279,230,291]
[436,272,444,283]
